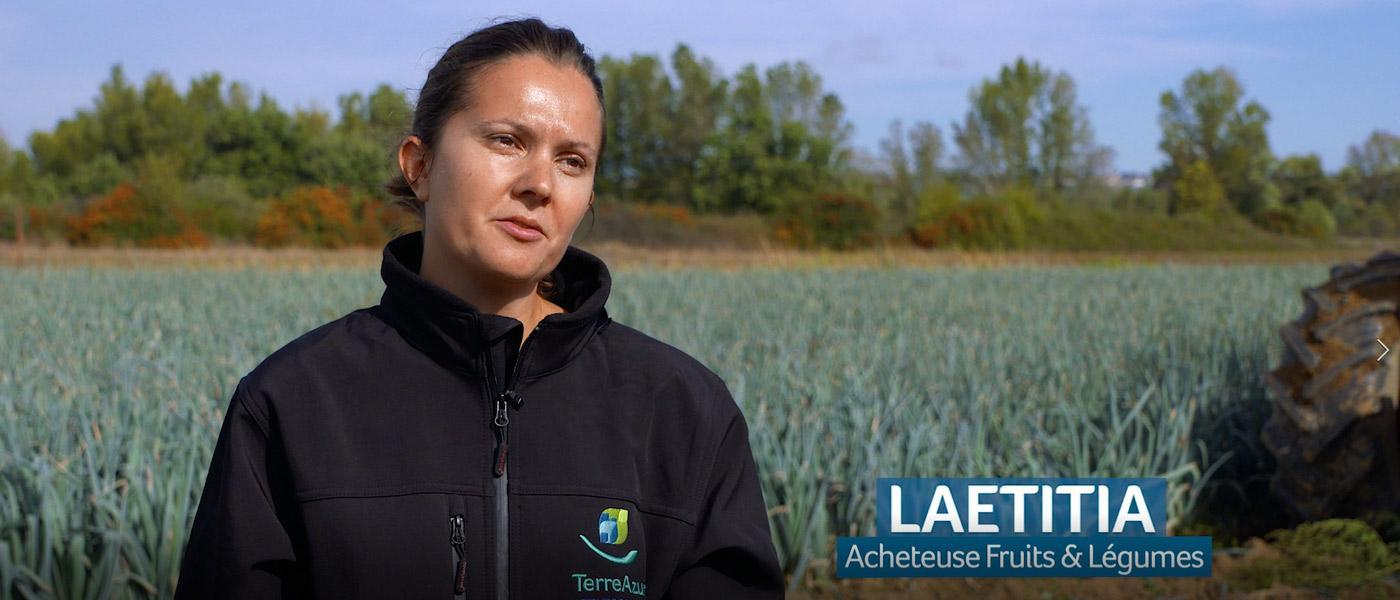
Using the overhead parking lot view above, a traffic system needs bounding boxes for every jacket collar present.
[377,230,612,382]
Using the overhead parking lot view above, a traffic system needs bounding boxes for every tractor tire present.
[1261,250,1400,520]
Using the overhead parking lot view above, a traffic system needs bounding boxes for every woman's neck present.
[420,246,563,345]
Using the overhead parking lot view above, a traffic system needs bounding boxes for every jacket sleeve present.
[174,379,308,599]
[666,399,785,598]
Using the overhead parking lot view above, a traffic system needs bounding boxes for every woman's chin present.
[479,252,551,285]
[439,231,560,288]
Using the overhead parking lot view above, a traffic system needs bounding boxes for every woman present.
[175,18,783,600]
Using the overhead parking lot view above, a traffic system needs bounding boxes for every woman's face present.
[402,53,602,290]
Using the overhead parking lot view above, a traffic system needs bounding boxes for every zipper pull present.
[502,389,524,410]
[493,397,509,429]
[492,397,509,478]
[493,439,509,477]
[450,514,467,594]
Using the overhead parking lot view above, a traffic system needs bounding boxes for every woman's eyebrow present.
[476,118,529,133]
[558,138,596,155]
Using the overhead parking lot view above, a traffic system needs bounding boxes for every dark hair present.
[384,17,607,223]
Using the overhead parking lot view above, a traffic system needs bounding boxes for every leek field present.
[0,260,1328,597]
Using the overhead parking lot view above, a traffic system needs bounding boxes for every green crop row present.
[0,262,1325,597]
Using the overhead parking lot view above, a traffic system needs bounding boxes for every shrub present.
[910,199,1026,249]
[1255,200,1337,240]
[910,180,961,234]
[1111,186,1168,213]
[64,181,209,248]
[1338,202,1399,237]
[578,201,768,249]
[772,192,880,250]
[352,197,415,246]
[255,185,405,248]
[1170,159,1226,215]
[910,185,1040,250]
[256,185,353,248]
[66,153,131,197]
[187,175,258,243]
[64,183,136,245]
[628,203,694,227]
[11,204,68,243]
[1254,206,1300,235]
[1294,199,1336,239]
[0,197,69,244]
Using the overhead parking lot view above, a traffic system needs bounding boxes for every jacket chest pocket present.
[511,491,662,599]
[296,491,491,600]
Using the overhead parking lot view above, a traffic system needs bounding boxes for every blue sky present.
[2,1,1396,173]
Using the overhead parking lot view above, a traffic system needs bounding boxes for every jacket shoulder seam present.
[232,377,273,439]
[691,373,738,513]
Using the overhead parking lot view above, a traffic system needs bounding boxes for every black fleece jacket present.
[174,231,784,599]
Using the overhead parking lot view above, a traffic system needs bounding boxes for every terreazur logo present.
[581,507,638,564]
[573,507,647,598]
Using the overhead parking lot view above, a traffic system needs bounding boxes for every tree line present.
[0,46,1396,250]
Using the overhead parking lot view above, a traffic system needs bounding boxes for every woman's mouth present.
[496,218,544,242]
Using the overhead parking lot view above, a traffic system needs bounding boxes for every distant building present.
[1103,172,1151,190]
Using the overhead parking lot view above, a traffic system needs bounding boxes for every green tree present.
[139,72,199,171]
[1273,154,1341,209]
[1171,159,1226,214]
[95,64,145,164]
[204,91,302,197]
[183,72,227,175]
[880,119,945,225]
[908,121,945,196]
[880,120,914,220]
[337,91,367,134]
[18,64,418,244]
[693,61,851,214]
[67,153,130,197]
[301,128,387,198]
[336,84,411,147]
[693,64,774,213]
[312,84,408,197]
[665,44,727,206]
[1295,199,1336,239]
[1340,130,1400,209]
[594,46,729,207]
[952,57,1107,195]
[1156,67,1276,217]
[0,135,22,241]
[597,54,674,203]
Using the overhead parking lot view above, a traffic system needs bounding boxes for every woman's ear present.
[397,136,431,201]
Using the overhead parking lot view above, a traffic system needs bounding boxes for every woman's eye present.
[561,157,586,171]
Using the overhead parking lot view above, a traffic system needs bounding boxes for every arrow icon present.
[1381,339,1391,362]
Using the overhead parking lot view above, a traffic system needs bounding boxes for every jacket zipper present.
[485,325,535,600]
[450,514,467,598]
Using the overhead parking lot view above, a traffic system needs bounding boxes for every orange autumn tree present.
[65,182,140,246]
[255,184,411,248]
[64,153,212,248]
[65,180,210,248]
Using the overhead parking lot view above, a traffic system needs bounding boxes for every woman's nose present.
[511,155,553,203]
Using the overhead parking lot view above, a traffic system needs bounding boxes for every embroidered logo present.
[581,508,638,564]
[599,508,629,544]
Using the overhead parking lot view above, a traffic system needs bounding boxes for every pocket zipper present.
[450,513,467,597]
